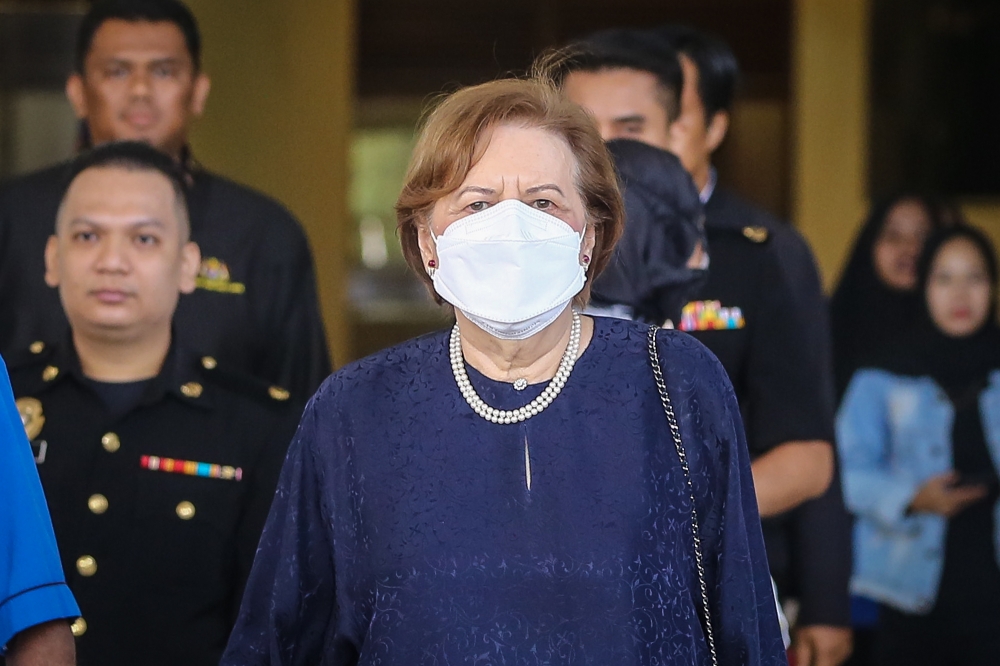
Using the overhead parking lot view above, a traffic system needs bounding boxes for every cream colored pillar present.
[185,0,354,367]
[791,0,870,290]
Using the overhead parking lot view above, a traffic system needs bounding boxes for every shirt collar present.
[699,167,718,204]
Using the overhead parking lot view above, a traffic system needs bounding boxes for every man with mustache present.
[0,0,330,400]
[6,141,299,666]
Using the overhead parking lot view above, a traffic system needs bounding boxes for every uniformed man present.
[563,29,850,666]
[0,356,78,665]
[7,141,301,666]
[0,0,330,400]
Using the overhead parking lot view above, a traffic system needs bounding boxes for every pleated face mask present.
[431,199,587,340]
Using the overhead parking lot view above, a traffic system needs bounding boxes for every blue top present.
[837,368,1000,613]
[223,318,785,665]
[0,355,79,650]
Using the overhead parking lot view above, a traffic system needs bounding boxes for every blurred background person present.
[831,194,947,400]
[0,0,330,399]
[837,224,1000,666]
[587,138,707,327]
[1,356,78,666]
[224,75,785,665]
[564,27,849,666]
[7,142,300,666]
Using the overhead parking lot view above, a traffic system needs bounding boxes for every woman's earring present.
[582,255,591,268]
[427,259,437,277]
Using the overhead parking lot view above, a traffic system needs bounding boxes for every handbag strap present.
[647,325,719,666]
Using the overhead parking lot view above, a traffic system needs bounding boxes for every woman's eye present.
[533,199,553,210]
[468,201,490,212]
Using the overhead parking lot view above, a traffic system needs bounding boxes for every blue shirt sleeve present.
[0,355,79,650]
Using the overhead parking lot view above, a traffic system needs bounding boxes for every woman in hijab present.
[830,195,946,399]
[837,225,1000,666]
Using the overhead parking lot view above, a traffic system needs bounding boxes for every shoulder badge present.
[196,257,246,294]
[16,397,45,440]
[742,226,769,243]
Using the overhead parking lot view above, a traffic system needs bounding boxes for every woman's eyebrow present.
[456,186,496,197]
[525,184,564,196]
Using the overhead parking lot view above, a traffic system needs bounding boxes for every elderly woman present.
[222,76,784,665]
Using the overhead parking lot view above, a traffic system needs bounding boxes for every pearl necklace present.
[450,311,582,424]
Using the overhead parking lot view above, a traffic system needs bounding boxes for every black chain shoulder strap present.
[647,325,719,666]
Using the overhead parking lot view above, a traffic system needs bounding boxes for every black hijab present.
[830,194,945,398]
[590,139,707,325]
[869,225,1000,394]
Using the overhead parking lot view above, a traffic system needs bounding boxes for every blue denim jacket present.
[836,368,1000,613]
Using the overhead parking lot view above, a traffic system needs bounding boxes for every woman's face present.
[420,124,595,260]
[872,199,933,291]
[926,237,993,338]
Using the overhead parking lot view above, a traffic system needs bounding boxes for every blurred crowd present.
[1,1,998,665]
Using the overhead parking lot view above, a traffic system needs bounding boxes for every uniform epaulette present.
[196,355,296,406]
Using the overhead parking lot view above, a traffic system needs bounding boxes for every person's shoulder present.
[312,328,451,405]
[195,169,301,225]
[710,187,818,258]
[0,162,71,201]
[193,351,303,417]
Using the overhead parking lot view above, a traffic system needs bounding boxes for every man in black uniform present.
[0,0,330,399]
[7,142,300,665]
[564,29,850,665]
[658,26,853,666]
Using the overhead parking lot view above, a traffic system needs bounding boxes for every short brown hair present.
[396,75,625,306]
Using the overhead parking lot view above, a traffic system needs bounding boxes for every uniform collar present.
[35,329,214,411]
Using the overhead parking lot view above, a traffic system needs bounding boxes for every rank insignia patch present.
[195,257,246,294]
[679,300,746,331]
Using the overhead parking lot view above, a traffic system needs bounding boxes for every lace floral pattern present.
[223,317,786,665]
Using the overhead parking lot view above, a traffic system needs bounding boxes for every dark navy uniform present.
[685,186,851,629]
[0,162,331,400]
[7,338,301,666]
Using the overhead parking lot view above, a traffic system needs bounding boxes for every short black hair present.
[656,25,740,121]
[560,28,684,121]
[61,141,191,236]
[75,0,202,74]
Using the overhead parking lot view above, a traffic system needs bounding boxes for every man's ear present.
[66,74,89,120]
[190,73,211,118]
[178,241,202,295]
[706,110,730,154]
[44,236,61,288]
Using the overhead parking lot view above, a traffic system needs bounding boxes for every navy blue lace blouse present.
[222,317,785,665]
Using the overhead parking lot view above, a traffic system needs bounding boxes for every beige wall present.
[184,0,355,367]
[792,0,870,290]
[792,0,1000,289]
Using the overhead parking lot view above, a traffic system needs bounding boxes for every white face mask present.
[431,199,587,340]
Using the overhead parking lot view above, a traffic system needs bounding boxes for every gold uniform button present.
[101,432,121,453]
[76,555,97,577]
[176,501,196,520]
[180,382,203,398]
[70,617,87,637]
[201,356,217,369]
[268,386,290,401]
[88,494,109,514]
[42,365,59,382]
[29,341,45,354]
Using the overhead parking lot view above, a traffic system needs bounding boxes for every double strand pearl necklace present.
[450,311,582,424]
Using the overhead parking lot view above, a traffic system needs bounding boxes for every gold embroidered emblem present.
[742,226,769,243]
[16,397,45,440]
[195,257,246,294]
